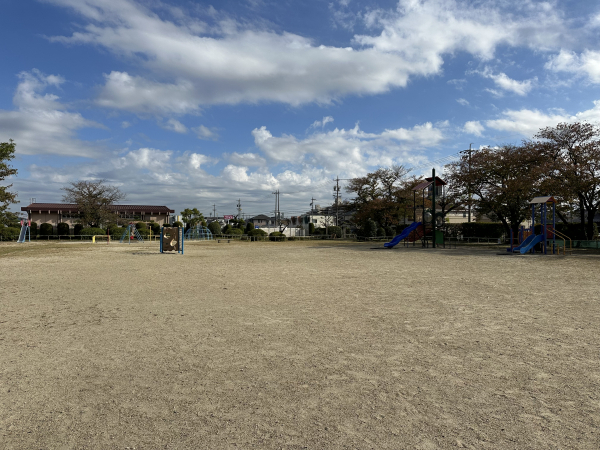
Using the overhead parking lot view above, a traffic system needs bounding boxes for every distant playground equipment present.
[507,196,572,255]
[385,168,448,249]
[120,223,144,244]
[17,220,31,243]
[160,227,184,254]
[184,225,213,241]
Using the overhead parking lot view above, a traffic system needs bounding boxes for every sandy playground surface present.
[0,240,599,449]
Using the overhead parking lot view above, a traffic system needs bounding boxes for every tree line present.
[345,122,600,240]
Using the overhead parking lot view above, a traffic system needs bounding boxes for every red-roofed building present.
[21,203,174,231]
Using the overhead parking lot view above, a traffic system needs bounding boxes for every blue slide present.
[384,222,422,248]
[17,224,27,243]
[509,233,535,253]
[519,234,544,254]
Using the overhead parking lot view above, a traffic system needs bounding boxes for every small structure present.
[120,223,144,244]
[160,227,184,254]
[185,225,213,241]
[508,196,571,255]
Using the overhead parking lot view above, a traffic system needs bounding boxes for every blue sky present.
[2,0,600,218]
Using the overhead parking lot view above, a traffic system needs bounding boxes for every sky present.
[2,0,600,219]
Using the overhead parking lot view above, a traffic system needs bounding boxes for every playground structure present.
[508,196,572,255]
[385,168,447,249]
[160,227,184,254]
[17,220,31,243]
[120,223,144,244]
[184,225,213,241]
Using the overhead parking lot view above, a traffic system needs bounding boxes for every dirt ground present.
[1,240,599,449]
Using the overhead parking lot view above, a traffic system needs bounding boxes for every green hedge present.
[0,227,21,239]
[57,223,70,236]
[74,224,83,236]
[39,223,54,236]
[269,231,286,241]
[247,228,267,237]
[107,225,125,238]
[30,222,38,236]
[80,227,106,236]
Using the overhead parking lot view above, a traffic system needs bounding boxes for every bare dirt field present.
[1,240,599,449]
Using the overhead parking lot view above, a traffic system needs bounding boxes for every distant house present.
[248,214,276,227]
[21,203,174,231]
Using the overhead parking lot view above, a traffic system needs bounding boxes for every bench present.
[217,239,232,243]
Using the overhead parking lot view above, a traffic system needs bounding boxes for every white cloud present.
[121,121,132,128]
[463,121,484,137]
[309,116,334,129]
[228,152,266,167]
[456,98,469,106]
[0,70,104,157]
[486,100,600,136]
[44,0,578,114]
[474,67,536,96]
[193,125,219,140]
[545,49,600,84]
[161,118,188,134]
[252,121,445,175]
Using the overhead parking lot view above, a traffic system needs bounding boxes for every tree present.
[346,165,416,229]
[534,122,600,239]
[62,180,125,228]
[0,140,18,226]
[446,144,546,237]
[181,208,204,229]
[207,220,221,236]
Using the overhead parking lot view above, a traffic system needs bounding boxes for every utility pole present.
[236,199,242,219]
[334,177,340,226]
[460,144,474,223]
[212,204,216,218]
[273,190,280,232]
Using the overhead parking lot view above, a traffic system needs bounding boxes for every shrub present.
[245,222,255,233]
[208,221,221,236]
[222,224,234,234]
[107,225,125,238]
[39,223,54,236]
[287,236,296,241]
[136,222,147,230]
[308,223,315,235]
[80,227,106,236]
[384,226,396,237]
[363,219,378,238]
[149,222,161,234]
[29,222,38,236]
[57,222,70,236]
[328,226,342,238]
[269,231,286,241]
[74,224,83,236]
[228,228,243,235]
[173,221,183,228]
[247,228,267,237]
[0,227,20,239]
[376,227,386,237]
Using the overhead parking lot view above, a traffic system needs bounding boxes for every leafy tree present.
[181,208,204,229]
[346,165,416,229]
[245,222,255,233]
[62,180,125,228]
[363,218,378,238]
[173,221,183,227]
[0,140,18,226]
[446,144,546,237]
[534,122,600,239]
[207,220,221,236]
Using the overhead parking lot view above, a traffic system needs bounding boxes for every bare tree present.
[62,180,126,228]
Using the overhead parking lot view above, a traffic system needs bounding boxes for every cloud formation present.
[44,0,587,115]
[0,69,104,157]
